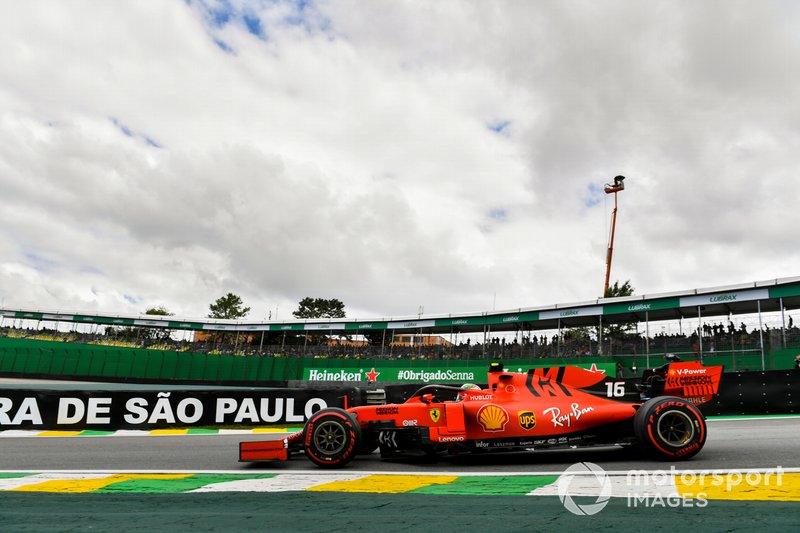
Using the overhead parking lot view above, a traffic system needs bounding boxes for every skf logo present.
[429,408,441,423]
[477,404,509,432]
[518,411,536,430]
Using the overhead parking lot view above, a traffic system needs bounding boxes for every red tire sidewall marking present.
[645,399,703,458]
[304,411,356,465]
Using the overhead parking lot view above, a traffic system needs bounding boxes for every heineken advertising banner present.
[0,388,352,430]
[303,363,617,383]
[303,366,480,383]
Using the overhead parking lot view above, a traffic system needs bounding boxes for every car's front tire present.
[303,408,362,468]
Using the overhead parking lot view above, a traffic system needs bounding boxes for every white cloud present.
[0,0,799,321]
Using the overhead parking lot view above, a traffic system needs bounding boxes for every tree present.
[207,293,250,348]
[109,306,174,343]
[604,280,634,298]
[145,306,173,341]
[362,330,386,346]
[145,306,172,316]
[563,281,637,354]
[208,293,251,319]
[292,297,346,319]
[602,280,637,353]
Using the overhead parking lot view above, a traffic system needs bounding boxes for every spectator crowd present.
[2,314,798,362]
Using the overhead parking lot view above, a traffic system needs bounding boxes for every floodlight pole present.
[603,176,626,295]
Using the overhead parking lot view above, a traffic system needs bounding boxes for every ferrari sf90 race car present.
[240,361,723,468]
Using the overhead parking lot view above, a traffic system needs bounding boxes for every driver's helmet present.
[456,383,481,401]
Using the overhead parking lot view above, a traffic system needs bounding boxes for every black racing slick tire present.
[303,408,362,468]
[634,396,707,460]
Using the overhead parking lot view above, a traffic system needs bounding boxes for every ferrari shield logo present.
[429,408,441,423]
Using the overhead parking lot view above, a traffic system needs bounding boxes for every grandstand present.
[2,276,800,373]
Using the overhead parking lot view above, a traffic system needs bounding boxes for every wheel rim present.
[313,420,347,455]
[656,410,695,446]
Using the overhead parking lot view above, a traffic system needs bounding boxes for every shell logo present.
[477,404,509,432]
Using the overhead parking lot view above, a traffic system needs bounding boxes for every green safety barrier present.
[1,336,797,384]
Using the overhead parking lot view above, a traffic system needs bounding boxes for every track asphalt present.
[2,461,798,530]
[0,492,797,532]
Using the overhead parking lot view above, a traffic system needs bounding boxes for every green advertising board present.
[603,298,680,315]
[303,366,480,383]
[770,284,800,299]
[302,363,617,383]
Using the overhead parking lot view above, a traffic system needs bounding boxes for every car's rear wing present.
[658,361,724,406]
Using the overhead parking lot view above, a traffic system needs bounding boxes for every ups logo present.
[518,410,536,430]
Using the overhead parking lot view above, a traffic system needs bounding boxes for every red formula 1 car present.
[240,361,723,468]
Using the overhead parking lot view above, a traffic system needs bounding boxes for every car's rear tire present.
[303,408,361,468]
[634,396,706,460]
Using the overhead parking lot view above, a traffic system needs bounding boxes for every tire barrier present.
[0,387,358,431]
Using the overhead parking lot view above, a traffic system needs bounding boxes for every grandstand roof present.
[2,276,800,334]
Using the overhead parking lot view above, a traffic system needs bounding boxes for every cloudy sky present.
[1,0,799,321]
